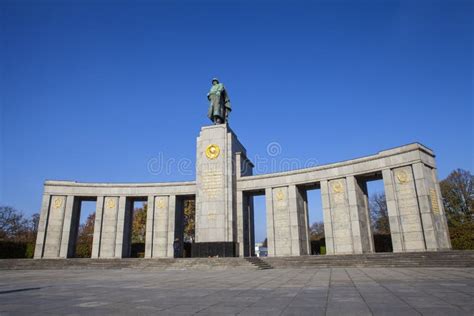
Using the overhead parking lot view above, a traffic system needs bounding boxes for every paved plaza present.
[1,267,473,315]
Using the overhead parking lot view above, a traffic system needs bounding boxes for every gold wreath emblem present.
[276,190,285,201]
[396,170,409,184]
[53,197,62,209]
[205,144,220,160]
[332,181,344,193]
[157,198,165,209]
[106,198,116,209]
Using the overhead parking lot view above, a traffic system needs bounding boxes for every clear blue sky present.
[1,1,472,243]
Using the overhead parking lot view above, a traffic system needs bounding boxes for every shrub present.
[0,241,32,258]
[75,242,92,258]
[449,222,474,250]
[320,246,326,255]
[25,243,35,258]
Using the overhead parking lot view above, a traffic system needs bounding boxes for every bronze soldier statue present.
[207,78,231,124]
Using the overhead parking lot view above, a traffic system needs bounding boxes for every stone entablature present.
[237,143,435,191]
[42,181,196,196]
[35,125,451,259]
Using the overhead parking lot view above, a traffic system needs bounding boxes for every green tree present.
[75,213,95,258]
[132,204,147,243]
[440,169,473,250]
[183,199,195,242]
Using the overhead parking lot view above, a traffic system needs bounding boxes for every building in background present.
[255,243,268,257]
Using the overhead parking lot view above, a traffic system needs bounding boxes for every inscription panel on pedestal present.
[429,188,440,215]
[201,168,223,199]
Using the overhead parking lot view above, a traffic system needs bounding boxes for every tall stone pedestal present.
[194,124,252,257]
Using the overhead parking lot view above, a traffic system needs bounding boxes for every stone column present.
[91,196,104,259]
[248,195,255,257]
[346,177,373,253]
[327,178,354,254]
[288,185,309,256]
[144,195,155,258]
[236,191,255,257]
[384,166,426,251]
[265,188,276,257]
[99,196,119,258]
[382,169,405,252]
[59,195,76,258]
[412,163,451,250]
[271,186,291,256]
[302,189,310,256]
[236,190,245,257]
[42,195,67,258]
[320,180,335,255]
[167,195,177,257]
[152,195,171,258]
[34,194,51,259]
[114,196,127,258]
[265,186,306,257]
[236,151,254,258]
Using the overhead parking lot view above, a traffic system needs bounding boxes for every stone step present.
[0,258,258,271]
[1,251,472,270]
[262,251,474,268]
[245,257,274,270]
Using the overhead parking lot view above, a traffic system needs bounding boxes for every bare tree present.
[0,206,29,241]
[439,169,473,250]
[440,169,473,225]
[30,213,40,235]
[369,193,390,234]
[309,221,325,240]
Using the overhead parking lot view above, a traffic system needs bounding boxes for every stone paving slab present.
[0,268,473,315]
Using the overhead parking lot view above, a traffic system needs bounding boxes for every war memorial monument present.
[33,79,452,260]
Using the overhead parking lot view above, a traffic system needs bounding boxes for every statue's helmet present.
[212,78,219,84]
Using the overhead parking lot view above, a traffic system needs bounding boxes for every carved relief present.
[276,189,285,201]
[275,188,288,210]
[205,144,220,160]
[207,213,217,220]
[396,169,409,184]
[156,198,166,209]
[332,181,344,193]
[53,197,62,209]
[330,180,346,204]
[106,198,116,209]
